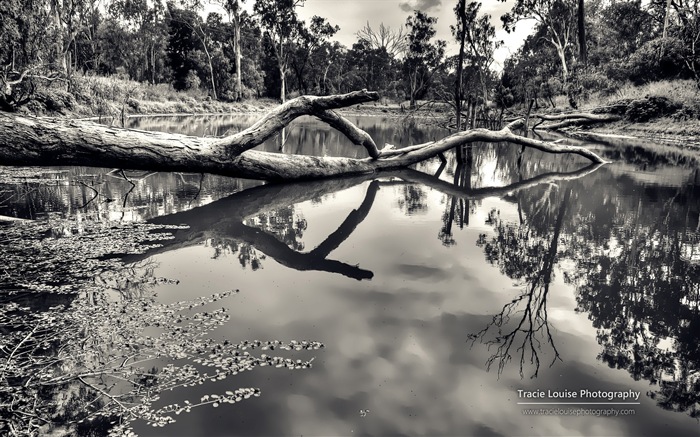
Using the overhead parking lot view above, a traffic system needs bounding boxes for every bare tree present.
[356,21,408,58]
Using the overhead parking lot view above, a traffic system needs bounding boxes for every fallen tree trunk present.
[0,90,607,181]
[533,112,622,130]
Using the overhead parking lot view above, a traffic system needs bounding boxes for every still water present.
[1,115,699,436]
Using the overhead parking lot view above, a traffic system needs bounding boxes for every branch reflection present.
[470,187,571,378]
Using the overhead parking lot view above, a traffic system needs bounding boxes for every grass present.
[20,72,276,119]
[586,79,700,109]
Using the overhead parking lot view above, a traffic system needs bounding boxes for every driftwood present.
[0,90,606,181]
[533,112,622,130]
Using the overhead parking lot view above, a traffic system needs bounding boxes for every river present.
[0,115,698,436]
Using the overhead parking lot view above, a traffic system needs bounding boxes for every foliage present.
[501,0,577,84]
[624,96,682,122]
[403,11,446,108]
[626,37,687,85]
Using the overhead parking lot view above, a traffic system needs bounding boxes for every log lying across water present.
[533,112,622,130]
[0,90,606,181]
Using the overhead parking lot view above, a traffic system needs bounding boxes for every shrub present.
[626,37,687,85]
[184,70,201,91]
[593,98,633,115]
[625,96,681,122]
[126,97,141,112]
[34,89,76,112]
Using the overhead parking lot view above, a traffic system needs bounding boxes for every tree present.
[453,0,468,131]
[500,27,560,107]
[577,0,586,66]
[356,22,407,59]
[0,91,606,183]
[108,0,169,83]
[404,11,446,108]
[0,0,56,110]
[165,4,201,91]
[217,0,245,100]
[346,40,396,95]
[452,1,500,128]
[502,0,577,84]
[254,0,304,102]
[290,16,339,95]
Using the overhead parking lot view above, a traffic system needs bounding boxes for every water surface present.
[1,115,698,436]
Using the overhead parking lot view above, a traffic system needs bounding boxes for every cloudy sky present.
[214,0,536,71]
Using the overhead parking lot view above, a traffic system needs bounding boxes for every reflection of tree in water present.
[470,160,700,417]
[439,149,473,247]
[396,185,428,215]
[565,187,700,418]
[0,167,251,222]
[471,187,571,378]
[251,206,308,252]
[128,179,381,281]
[208,205,307,270]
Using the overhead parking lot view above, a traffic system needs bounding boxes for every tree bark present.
[0,90,607,182]
[533,112,622,130]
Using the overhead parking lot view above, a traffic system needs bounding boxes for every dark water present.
[1,115,699,436]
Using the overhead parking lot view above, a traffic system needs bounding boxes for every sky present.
[209,0,536,72]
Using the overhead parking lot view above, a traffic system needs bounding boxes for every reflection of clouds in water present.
[133,162,700,436]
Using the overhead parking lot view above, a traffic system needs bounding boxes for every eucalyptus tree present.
[0,0,57,110]
[501,0,577,84]
[452,1,499,129]
[403,10,446,109]
[216,0,245,100]
[346,40,395,95]
[254,0,304,102]
[107,0,169,83]
[290,16,339,95]
[165,1,223,99]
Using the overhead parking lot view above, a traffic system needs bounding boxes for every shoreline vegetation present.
[22,73,700,151]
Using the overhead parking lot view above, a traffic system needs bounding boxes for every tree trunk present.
[234,15,242,101]
[577,0,587,66]
[0,90,606,182]
[533,112,622,130]
[280,66,286,103]
[204,45,218,101]
[555,43,569,84]
[455,0,467,132]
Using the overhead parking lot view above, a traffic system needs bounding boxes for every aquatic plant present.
[0,218,324,436]
[1,218,187,294]
[0,291,323,436]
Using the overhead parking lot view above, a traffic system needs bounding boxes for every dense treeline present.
[499,0,700,111]
[0,0,458,111]
[1,0,699,118]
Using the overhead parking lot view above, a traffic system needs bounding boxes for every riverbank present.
[566,118,700,149]
[16,73,279,119]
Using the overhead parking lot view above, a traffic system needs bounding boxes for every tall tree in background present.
[217,0,244,100]
[0,0,55,110]
[290,16,339,95]
[404,10,445,108]
[254,0,303,102]
[356,22,408,58]
[453,0,468,131]
[109,0,168,84]
[502,0,577,84]
[578,0,586,66]
[166,4,200,92]
[452,1,498,128]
